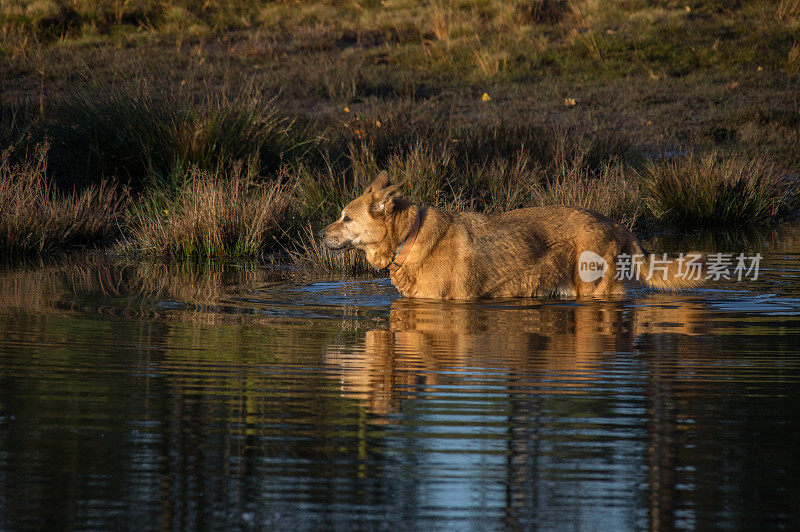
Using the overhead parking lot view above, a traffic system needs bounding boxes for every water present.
[2,225,800,530]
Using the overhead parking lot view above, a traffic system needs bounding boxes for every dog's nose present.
[317,228,325,239]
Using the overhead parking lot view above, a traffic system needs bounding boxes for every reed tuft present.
[49,77,301,189]
[0,144,126,257]
[643,152,794,226]
[128,162,291,259]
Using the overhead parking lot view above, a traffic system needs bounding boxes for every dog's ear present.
[369,172,402,215]
[367,170,390,193]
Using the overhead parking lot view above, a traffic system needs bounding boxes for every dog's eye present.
[342,215,351,223]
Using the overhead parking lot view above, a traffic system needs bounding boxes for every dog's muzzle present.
[318,227,352,251]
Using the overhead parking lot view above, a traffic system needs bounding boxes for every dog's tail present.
[624,240,706,291]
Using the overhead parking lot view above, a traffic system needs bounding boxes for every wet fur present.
[320,172,703,299]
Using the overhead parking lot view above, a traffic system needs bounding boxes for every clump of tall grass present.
[776,0,800,21]
[349,104,632,176]
[532,157,642,227]
[0,0,261,43]
[643,152,795,226]
[0,1,82,41]
[128,162,291,260]
[0,104,33,161]
[295,157,373,228]
[374,143,537,213]
[516,0,575,24]
[49,77,303,189]
[0,144,126,257]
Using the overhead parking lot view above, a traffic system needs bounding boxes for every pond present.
[1,224,800,530]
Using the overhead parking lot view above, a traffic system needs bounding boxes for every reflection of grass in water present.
[0,256,277,313]
[642,224,783,255]
[127,259,269,304]
[0,254,390,328]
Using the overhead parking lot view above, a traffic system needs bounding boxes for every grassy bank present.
[1,126,794,267]
[1,1,798,267]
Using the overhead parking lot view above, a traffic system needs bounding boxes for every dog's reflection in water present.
[325,295,707,415]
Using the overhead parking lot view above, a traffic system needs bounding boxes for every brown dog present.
[320,172,703,299]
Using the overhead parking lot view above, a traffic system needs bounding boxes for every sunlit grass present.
[644,152,795,226]
[128,162,291,260]
[532,158,642,228]
[0,144,127,257]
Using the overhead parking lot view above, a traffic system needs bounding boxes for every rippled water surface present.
[2,226,800,530]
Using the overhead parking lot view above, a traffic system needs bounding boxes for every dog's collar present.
[388,209,421,273]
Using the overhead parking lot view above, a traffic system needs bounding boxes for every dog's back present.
[390,205,641,298]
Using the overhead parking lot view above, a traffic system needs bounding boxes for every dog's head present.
[318,171,403,252]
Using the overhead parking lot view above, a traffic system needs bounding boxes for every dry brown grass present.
[128,162,292,259]
[0,144,126,256]
[788,41,800,74]
[473,37,509,79]
[643,151,794,226]
[516,0,575,24]
[777,0,800,21]
[47,76,299,190]
[531,158,641,227]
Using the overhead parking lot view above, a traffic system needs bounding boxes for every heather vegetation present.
[1,0,798,266]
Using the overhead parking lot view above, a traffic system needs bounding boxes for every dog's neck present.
[363,201,420,269]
